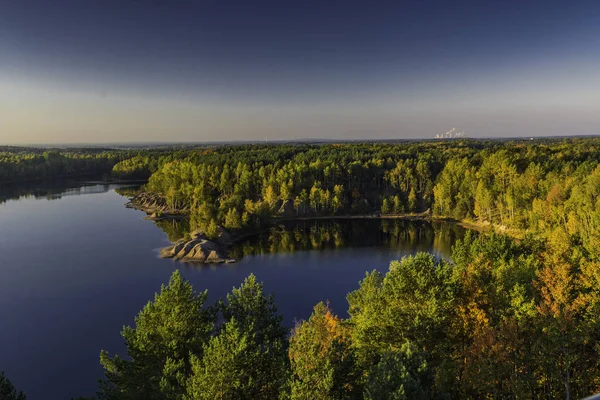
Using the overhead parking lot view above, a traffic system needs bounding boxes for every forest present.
[68,227,598,399]
[99,138,600,399]
[114,138,600,253]
[2,138,600,399]
[0,146,175,184]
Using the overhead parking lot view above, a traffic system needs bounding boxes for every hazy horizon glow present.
[1,0,599,144]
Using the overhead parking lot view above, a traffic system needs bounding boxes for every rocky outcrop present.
[127,192,181,214]
[126,192,187,220]
[160,231,236,264]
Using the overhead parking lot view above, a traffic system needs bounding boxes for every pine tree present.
[381,197,392,214]
[363,343,432,400]
[224,208,242,230]
[205,219,220,239]
[187,275,288,399]
[98,271,215,400]
[288,302,359,399]
[186,319,259,400]
[408,188,417,212]
[0,372,26,400]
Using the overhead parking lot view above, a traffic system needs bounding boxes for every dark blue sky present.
[1,0,599,143]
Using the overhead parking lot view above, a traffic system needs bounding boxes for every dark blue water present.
[0,181,465,400]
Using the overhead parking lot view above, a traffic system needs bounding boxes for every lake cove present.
[0,179,466,400]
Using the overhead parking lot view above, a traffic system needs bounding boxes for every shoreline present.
[0,174,147,186]
[127,195,494,241]
[127,192,529,264]
[275,213,494,233]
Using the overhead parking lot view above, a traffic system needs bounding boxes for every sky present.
[0,0,599,144]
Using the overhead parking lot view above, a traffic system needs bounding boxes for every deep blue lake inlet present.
[0,180,465,399]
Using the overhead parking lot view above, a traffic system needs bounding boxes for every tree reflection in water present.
[231,219,467,260]
[153,217,468,260]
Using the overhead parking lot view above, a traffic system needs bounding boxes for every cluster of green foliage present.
[110,149,195,180]
[0,371,26,400]
[96,272,287,400]
[0,146,178,183]
[5,138,600,398]
[137,138,600,247]
[432,141,600,250]
[87,228,600,399]
[0,147,125,183]
[142,142,448,234]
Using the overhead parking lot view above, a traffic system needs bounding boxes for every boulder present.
[160,235,232,264]
[127,192,187,215]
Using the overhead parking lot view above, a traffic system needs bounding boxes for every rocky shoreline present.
[126,191,457,264]
[127,192,236,264]
[125,192,188,215]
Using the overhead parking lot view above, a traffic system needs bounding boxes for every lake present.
[0,180,466,400]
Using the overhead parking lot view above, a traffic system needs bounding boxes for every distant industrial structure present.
[435,128,467,139]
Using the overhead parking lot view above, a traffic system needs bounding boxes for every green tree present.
[407,187,417,212]
[264,185,278,210]
[381,197,392,214]
[99,271,215,400]
[221,274,287,346]
[288,302,359,400]
[392,195,403,214]
[205,219,220,239]
[309,183,321,213]
[0,372,26,400]
[347,254,454,362]
[363,343,432,400]
[186,319,260,400]
[293,196,303,216]
[187,275,288,399]
[223,208,242,230]
[331,184,344,214]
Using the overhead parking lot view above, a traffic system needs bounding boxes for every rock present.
[205,250,223,262]
[127,192,187,215]
[160,246,176,258]
[180,243,208,262]
[160,234,233,264]
[174,240,199,259]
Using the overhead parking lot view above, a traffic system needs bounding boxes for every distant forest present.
[2,138,600,399]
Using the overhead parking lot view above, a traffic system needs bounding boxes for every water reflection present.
[0,178,140,204]
[154,218,191,242]
[232,219,465,259]
[153,217,467,260]
[0,179,469,400]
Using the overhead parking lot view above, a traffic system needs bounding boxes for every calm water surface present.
[0,180,466,400]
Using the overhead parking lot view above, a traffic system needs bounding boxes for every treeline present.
[432,145,600,252]
[0,147,174,183]
[138,138,600,246]
[142,142,451,236]
[0,372,25,400]
[84,230,600,399]
[0,151,118,183]
[110,149,202,180]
